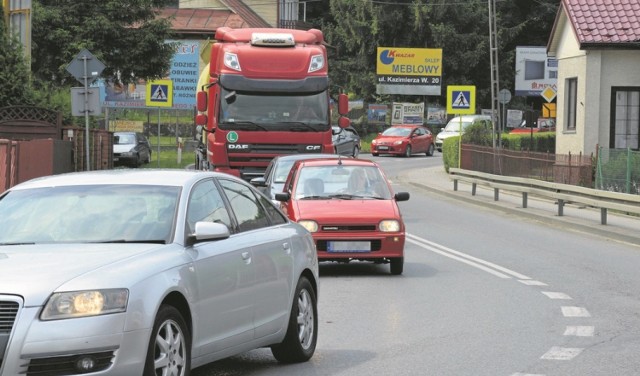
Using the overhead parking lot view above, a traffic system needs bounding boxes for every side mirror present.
[250,177,266,187]
[337,93,349,116]
[196,91,208,112]
[195,114,207,126]
[338,116,350,129]
[394,192,410,201]
[275,192,291,202]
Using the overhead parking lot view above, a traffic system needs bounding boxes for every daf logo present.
[228,144,249,150]
[306,145,321,151]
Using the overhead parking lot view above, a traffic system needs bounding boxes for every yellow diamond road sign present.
[541,86,557,102]
[146,79,173,107]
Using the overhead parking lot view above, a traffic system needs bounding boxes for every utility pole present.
[488,0,500,148]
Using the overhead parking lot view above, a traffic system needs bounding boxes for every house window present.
[565,78,577,131]
[611,88,640,149]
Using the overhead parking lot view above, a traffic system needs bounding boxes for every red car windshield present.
[295,165,391,200]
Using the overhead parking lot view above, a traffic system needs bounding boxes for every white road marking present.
[406,233,532,279]
[511,374,545,376]
[540,346,584,360]
[541,291,572,300]
[518,279,548,286]
[561,306,591,317]
[564,326,595,337]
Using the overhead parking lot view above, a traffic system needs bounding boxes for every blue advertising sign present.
[98,40,200,109]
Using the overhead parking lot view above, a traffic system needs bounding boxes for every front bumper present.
[1,303,150,376]
[312,232,405,261]
[371,144,405,156]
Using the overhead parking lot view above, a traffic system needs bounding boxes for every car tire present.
[390,257,404,275]
[426,144,435,156]
[132,154,140,168]
[404,145,412,158]
[372,152,379,157]
[143,305,191,376]
[271,276,317,363]
[352,146,360,158]
[437,147,442,153]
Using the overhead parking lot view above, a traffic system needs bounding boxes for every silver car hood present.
[0,243,165,306]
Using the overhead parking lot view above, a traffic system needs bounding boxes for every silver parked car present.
[250,153,339,202]
[0,169,319,375]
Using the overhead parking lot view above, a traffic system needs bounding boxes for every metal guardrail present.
[449,168,640,225]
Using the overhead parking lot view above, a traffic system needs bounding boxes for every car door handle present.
[241,251,251,264]
[283,242,290,255]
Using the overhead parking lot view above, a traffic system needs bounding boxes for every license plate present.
[327,241,371,253]
[378,146,389,150]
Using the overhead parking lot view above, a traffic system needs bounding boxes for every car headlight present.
[298,220,318,233]
[379,220,400,232]
[393,140,404,145]
[41,289,129,320]
[371,140,377,145]
[121,151,133,156]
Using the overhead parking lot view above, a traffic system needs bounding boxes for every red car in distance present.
[275,157,410,274]
[370,124,435,157]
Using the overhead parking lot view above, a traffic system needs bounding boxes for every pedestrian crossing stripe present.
[145,79,173,107]
[446,85,475,115]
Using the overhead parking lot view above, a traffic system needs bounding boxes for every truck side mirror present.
[337,93,349,116]
[338,116,350,129]
[197,91,207,112]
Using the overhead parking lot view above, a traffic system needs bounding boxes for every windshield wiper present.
[0,242,35,246]
[300,195,329,200]
[221,121,268,131]
[281,122,318,132]
[88,240,167,244]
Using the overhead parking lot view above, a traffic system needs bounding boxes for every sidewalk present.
[398,166,640,246]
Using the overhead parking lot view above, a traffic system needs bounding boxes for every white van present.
[435,115,492,152]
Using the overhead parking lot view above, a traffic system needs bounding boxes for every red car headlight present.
[379,220,400,232]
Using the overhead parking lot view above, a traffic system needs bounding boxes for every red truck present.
[195,27,350,180]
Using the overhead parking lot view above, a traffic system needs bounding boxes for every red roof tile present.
[563,0,640,45]
[159,8,258,36]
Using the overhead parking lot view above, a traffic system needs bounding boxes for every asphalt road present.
[193,153,640,376]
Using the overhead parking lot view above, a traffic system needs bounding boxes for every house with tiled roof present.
[547,0,640,155]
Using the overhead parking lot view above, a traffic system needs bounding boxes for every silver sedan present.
[0,169,319,375]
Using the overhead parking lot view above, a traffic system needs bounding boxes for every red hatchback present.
[275,157,410,274]
[370,124,435,157]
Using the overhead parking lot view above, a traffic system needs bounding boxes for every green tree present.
[31,0,176,86]
[323,0,559,108]
[0,5,36,106]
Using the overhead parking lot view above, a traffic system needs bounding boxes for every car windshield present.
[294,165,391,200]
[219,89,329,131]
[115,134,136,144]
[382,127,411,137]
[443,120,473,132]
[274,160,296,183]
[0,185,180,244]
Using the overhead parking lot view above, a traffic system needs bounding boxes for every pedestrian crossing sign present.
[146,79,173,108]
[447,85,475,115]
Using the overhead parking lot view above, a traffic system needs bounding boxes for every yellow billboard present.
[376,47,442,96]
[377,47,442,76]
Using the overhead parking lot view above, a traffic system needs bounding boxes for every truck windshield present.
[219,89,329,131]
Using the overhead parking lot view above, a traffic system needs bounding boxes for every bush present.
[442,136,460,173]
[501,132,555,152]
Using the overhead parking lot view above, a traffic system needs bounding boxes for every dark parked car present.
[113,132,152,167]
[250,153,339,202]
[332,126,361,157]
